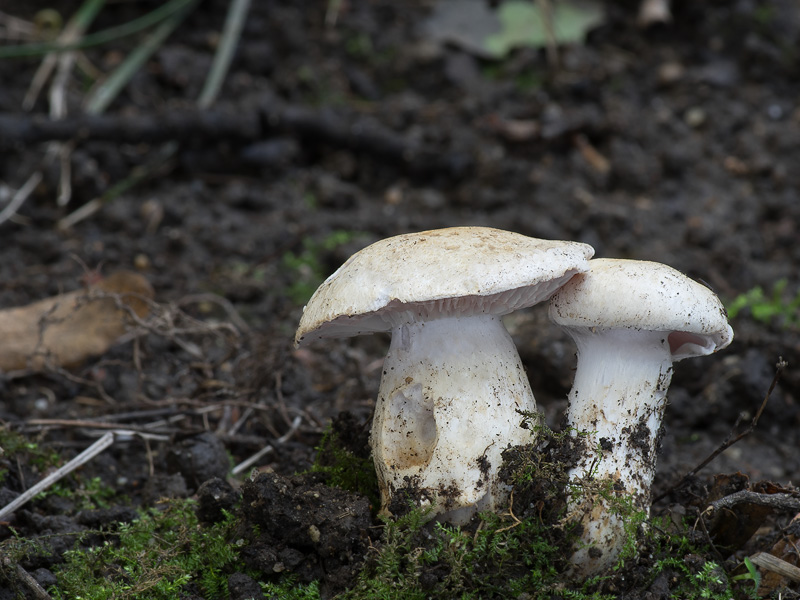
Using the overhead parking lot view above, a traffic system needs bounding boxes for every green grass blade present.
[197,0,252,109]
[84,1,198,114]
[0,0,195,59]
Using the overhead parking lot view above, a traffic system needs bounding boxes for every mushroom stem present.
[371,314,536,524]
[564,328,674,576]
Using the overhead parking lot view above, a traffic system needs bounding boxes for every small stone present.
[658,62,684,85]
[308,524,321,543]
[684,107,706,128]
[133,253,150,270]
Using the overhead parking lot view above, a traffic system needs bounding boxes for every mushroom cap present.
[549,258,734,359]
[296,227,594,345]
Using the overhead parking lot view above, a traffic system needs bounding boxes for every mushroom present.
[548,258,734,577]
[296,227,594,523]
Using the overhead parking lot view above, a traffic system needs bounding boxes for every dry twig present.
[653,358,787,503]
[0,432,115,520]
[704,490,800,516]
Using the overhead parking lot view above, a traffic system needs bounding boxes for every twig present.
[22,0,106,111]
[278,414,303,444]
[653,358,787,503]
[230,445,273,476]
[0,171,42,226]
[0,11,38,41]
[749,552,800,583]
[0,93,473,176]
[58,141,178,229]
[694,509,727,565]
[176,293,251,334]
[0,558,53,600]
[48,44,77,206]
[704,490,800,516]
[230,415,302,475]
[0,432,114,520]
[24,418,180,436]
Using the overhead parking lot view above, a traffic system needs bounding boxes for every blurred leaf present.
[484,0,604,58]
[423,0,603,60]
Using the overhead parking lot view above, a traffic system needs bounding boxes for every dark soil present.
[1,0,799,598]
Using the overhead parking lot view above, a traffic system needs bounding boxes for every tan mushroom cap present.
[549,258,733,359]
[296,227,594,345]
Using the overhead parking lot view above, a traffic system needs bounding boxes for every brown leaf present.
[0,271,154,372]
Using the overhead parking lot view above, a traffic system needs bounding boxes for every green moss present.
[311,417,380,512]
[0,428,61,477]
[51,500,240,600]
[651,555,734,600]
[344,505,615,600]
[261,577,321,599]
[727,278,800,328]
[334,415,744,599]
[0,419,751,599]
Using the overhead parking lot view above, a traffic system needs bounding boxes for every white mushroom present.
[296,227,594,523]
[549,258,733,577]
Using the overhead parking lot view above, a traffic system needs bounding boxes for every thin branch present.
[0,93,474,177]
[653,358,787,503]
[230,415,302,475]
[0,432,114,520]
[704,490,800,516]
[230,445,273,476]
[0,559,53,600]
[176,293,251,334]
[22,0,106,111]
[0,171,43,226]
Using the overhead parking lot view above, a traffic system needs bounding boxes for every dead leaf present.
[0,271,154,372]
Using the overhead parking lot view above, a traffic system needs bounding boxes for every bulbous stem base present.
[371,314,537,524]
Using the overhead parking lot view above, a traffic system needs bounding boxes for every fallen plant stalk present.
[0,171,42,226]
[749,551,800,584]
[231,415,302,475]
[0,432,115,520]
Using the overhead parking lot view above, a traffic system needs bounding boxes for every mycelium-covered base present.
[371,314,536,525]
[564,328,675,577]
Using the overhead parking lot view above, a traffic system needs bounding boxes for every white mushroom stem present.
[371,313,536,524]
[564,328,675,576]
